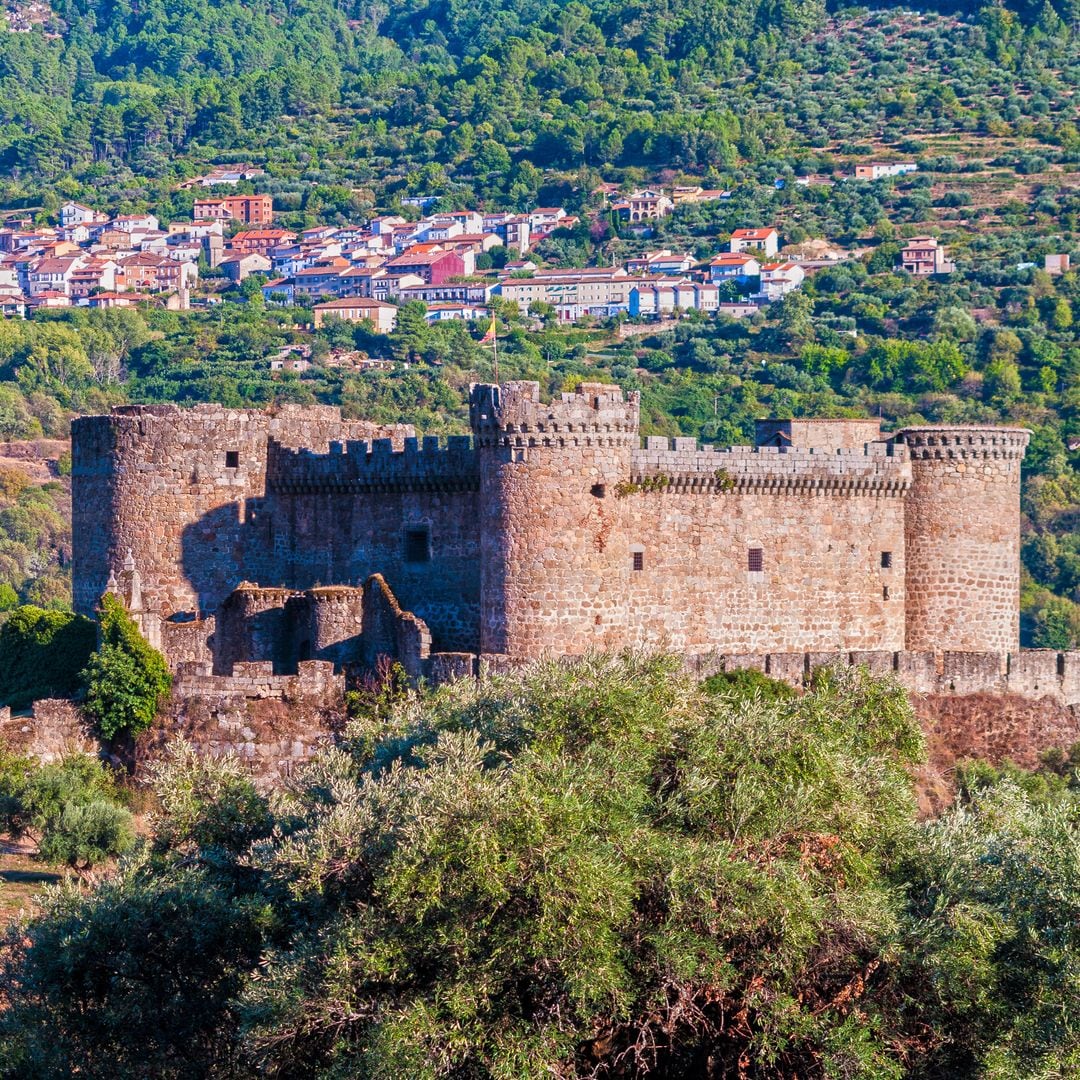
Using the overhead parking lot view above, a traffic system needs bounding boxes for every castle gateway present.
[71,383,1029,677]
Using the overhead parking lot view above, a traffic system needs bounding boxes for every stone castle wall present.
[265,435,480,651]
[71,403,411,619]
[71,384,1031,676]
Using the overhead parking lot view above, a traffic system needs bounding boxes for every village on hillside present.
[0,166,970,333]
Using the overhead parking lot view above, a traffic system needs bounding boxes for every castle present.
[71,382,1032,684]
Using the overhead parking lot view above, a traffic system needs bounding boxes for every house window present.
[881,551,893,569]
[632,551,644,572]
[404,526,431,564]
[747,547,764,573]
[225,450,239,469]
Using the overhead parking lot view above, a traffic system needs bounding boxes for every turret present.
[472,382,639,658]
[896,425,1029,652]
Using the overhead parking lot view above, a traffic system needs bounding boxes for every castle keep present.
[72,383,1031,682]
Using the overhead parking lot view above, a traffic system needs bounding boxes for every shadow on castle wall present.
[180,500,267,615]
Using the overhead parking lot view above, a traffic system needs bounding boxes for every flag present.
[480,312,497,344]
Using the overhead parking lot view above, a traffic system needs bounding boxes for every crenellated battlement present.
[628,436,911,494]
[266,434,479,493]
[470,381,640,448]
[72,388,1031,671]
[896,426,1030,461]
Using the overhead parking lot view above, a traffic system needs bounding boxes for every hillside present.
[0,2,1074,215]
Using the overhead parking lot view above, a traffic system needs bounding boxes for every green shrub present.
[0,867,266,1078]
[146,740,272,857]
[0,749,135,871]
[38,800,136,870]
[11,657,1080,1076]
[702,665,799,702]
[0,607,97,710]
[81,594,172,740]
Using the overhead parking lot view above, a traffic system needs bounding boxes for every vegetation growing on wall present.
[80,594,172,740]
[0,606,95,710]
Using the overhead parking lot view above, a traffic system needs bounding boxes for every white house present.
[709,253,762,282]
[730,228,780,257]
[755,262,805,302]
[60,203,107,229]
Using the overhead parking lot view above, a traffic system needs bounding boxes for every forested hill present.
[0,0,1073,214]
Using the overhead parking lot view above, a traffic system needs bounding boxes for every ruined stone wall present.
[214,585,295,674]
[71,404,411,619]
[142,660,344,782]
[160,615,215,671]
[205,578,425,678]
[285,587,364,668]
[899,427,1029,653]
[0,699,97,762]
[361,573,432,677]
[676,648,1080,703]
[265,435,479,651]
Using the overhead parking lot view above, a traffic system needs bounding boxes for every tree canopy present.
[4,657,1080,1076]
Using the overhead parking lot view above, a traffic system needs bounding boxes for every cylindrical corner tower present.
[472,381,639,659]
[897,425,1029,652]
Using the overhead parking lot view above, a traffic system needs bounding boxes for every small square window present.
[225,451,239,469]
[632,551,644,572]
[881,551,893,569]
[748,547,764,573]
[404,526,430,564]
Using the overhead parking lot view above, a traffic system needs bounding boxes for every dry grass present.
[0,839,68,927]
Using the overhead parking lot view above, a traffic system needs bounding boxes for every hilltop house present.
[60,203,109,229]
[755,262,805,302]
[900,237,954,276]
[193,195,273,225]
[613,190,674,223]
[385,248,466,286]
[220,253,272,282]
[625,251,695,275]
[730,228,780,257]
[709,253,762,283]
[854,162,918,181]
[312,297,398,331]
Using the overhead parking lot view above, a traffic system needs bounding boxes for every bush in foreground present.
[0,749,135,873]
[1,656,1080,1078]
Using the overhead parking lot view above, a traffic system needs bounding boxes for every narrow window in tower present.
[404,526,431,564]
[225,450,239,469]
[881,551,893,569]
[632,551,644,572]
[883,586,890,600]
[747,547,764,573]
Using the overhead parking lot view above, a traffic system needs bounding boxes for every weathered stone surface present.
[70,384,1032,682]
[0,699,98,762]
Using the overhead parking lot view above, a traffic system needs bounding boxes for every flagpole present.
[493,316,499,384]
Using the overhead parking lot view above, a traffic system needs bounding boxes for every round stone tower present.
[471,381,639,659]
[896,425,1030,653]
